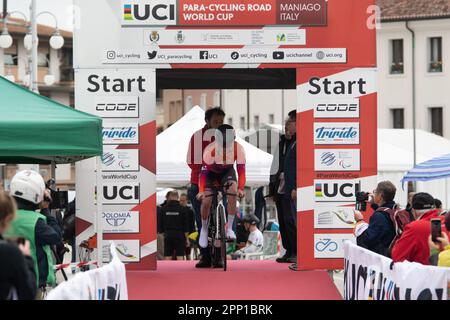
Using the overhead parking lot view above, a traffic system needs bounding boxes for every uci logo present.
[123,1,176,26]
[315,181,360,202]
[103,184,140,204]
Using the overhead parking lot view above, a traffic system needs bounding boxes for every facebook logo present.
[200,51,209,60]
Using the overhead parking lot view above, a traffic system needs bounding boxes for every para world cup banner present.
[121,0,327,26]
[344,242,450,300]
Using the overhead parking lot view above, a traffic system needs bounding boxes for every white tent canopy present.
[157,106,273,187]
[378,129,450,208]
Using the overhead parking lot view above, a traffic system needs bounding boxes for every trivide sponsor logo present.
[315,126,358,141]
[102,126,137,141]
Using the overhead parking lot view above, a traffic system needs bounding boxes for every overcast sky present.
[1,0,74,31]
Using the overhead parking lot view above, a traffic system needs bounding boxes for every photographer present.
[4,170,62,296]
[0,191,37,300]
[353,181,397,257]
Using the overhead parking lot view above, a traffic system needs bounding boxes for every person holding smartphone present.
[0,191,37,300]
[428,212,450,267]
[391,193,449,265]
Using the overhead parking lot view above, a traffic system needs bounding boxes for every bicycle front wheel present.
[218,204,227,271]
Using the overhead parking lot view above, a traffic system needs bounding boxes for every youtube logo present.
[273,51,285,60]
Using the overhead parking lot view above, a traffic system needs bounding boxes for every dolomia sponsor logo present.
[102,211,140,234]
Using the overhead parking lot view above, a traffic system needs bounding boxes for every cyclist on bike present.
[196,124,246,249]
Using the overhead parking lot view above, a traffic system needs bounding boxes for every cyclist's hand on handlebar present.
[237,189,245,199]
[196,192,205,201]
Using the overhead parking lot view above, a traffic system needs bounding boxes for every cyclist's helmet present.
[242,214,260,226]
[215,124,236,149]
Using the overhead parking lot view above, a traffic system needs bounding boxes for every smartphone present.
[431,219,442,243]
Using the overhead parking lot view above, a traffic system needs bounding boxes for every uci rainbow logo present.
[124,4,133,20]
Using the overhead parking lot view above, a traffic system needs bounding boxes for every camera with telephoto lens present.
[45,179,68,210]
[355,192,369,212]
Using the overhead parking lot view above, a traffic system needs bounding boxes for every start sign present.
[74,0,377,271]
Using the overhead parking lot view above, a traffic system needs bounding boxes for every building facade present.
[0,17,74,189]
[377,1,450,140]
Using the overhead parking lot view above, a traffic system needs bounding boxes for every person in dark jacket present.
[269,110,297,264]
[158,191,189,260]
[353,181,397,257]
[0,191,36,300]
[179,193,196,260]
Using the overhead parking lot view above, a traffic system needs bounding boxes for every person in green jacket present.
[5,170,62,295]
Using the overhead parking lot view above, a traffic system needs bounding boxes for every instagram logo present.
[107,51,116,60]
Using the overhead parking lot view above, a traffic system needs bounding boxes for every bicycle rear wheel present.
[218,204,227,271]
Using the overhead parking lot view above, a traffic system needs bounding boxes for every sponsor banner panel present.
[344,241,450,300]
[143,28,306,46]
[102,149,140,172]
[314,149,360,172]
[93,96,139,118]
[102,182,140,205]
[314,206,355,229]
[102,211,140,234]
[313,99,359,118]
[103,123,140,145]
[103,240,141,263]
[314,179,361,203]
[314,234,355,259]
[314,122,360,145]
[103,48,346,64]
[121,0,327,27]
[298,68,377,113]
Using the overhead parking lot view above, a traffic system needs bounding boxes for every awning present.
[0,76,102,164]
[402,153,450,185]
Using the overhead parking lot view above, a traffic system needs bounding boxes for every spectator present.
[231,214,263,259]
[285,111,298,270]
[4,170,62,297]
[404,192,416,221]
[434,198,443,215]
[428,212,450,266]
[391,193,449,265]
[61,198,76,265]
[186,107,225,268]
[179,193,196,260]
[159,191,190,260]
[157,190,173,260]
[0,192,36,300]
[353,181,397,257]
[269,110,297,264]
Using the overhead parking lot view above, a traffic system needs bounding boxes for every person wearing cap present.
[231,214,263,259]
[391,193,449,265]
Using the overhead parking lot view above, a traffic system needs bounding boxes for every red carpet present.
[126,260,342,300]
